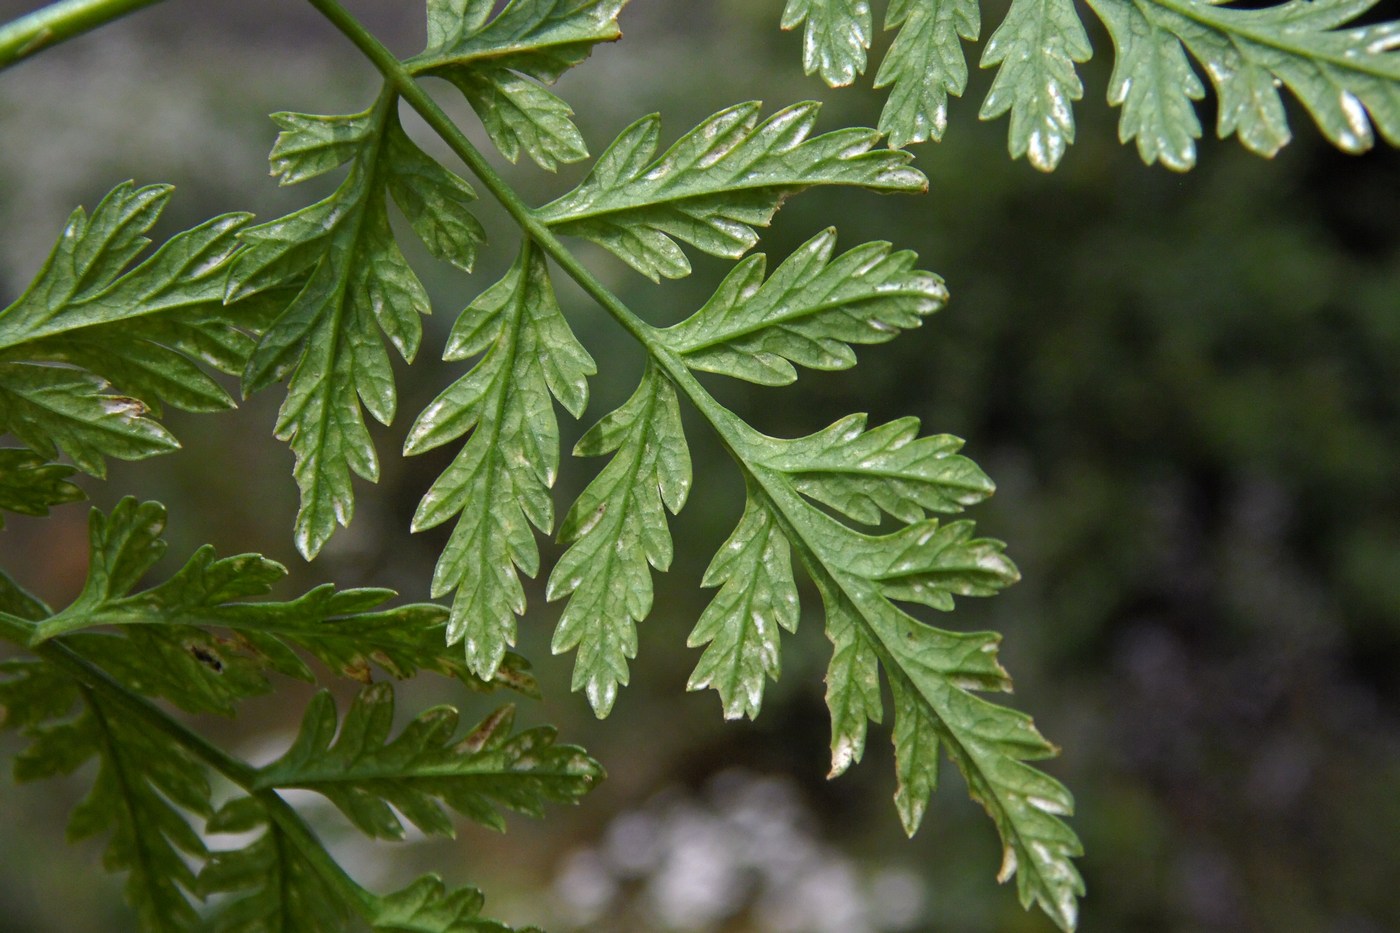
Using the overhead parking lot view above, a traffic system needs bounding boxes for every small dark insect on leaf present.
[187,644,224,673]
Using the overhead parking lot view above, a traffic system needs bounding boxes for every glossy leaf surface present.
[229,97,484,558]
[547,365,690,716]
[537,101,927,279]
[407,240,594,682]
[256,685,603,839]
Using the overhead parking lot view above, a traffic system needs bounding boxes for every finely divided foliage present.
[783,0,1400,170]
[50,0,1400,927]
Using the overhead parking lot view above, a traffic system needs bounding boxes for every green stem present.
[0,0,168,71]
[10,631,377,917]
[303,0,761,464]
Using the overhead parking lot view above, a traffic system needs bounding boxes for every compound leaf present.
[779,0,1399,168]
[662,228,947,385]
[24,499,518,716]
[875,0,981,147]
[229,95,484,558]
[371,876,512,933]
[780,0,875,87]
[1109,0,1400,162]
[0,182,272,476]
[256,685,603,840]
[407,239,594,682]
[537,102,927,280]
[1,661,211,930]
[547,364,689,716]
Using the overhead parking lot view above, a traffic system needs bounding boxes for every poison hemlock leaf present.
[663,227,947,385]
[653,229,1083,927]
[30,498,524,715]
[780,0,1400,169]
[0,660,212,929]
[1093,0,1400,165]
[547,364,690,716]
[229,92,485,559]
[0,182,272,476]
[257,685,603,839]
[537,101,927,280]
[407,239,594,682]
[409,0,626,170]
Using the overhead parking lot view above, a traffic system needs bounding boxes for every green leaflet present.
[683,413,999,723]
[979,0,1093,172]
[875,0,981,147]
[548,364,690,716]
[781,0,875,87]
[537,101,928,280]
[655,232,1081,924]
[371,876,514,933]
[685,481,799,721]
[750,464,1083,929]
[1087,0,1205,170]
[229,92,485,559]
[24,498,522,714]
[406,239,594,682]
[0,182,273,476]
[255,685,603,840]
[662,227,947,386]
[0,447,83,527]
[779,0,1400,168]
[410,0,626,171]
[201,797,517,933]
[1103,0,1400,164]
[0,663,212,929]
[758,414,994,524]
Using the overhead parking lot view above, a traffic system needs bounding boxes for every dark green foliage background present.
[1,1,1397,930]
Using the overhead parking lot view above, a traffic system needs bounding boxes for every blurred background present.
[1,1,1398,930]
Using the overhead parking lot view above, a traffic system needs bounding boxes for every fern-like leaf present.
[781,0,875,87]
[979,0,1093,172]
[372,876,514,933]
[766,472,1083,929]
[228,93,485,558]
[199,796,350,932]
[1099,0,1400,165]
[779,0,1399,169]
[1,662,211,929]
[24,498,520,714]
[410,0,625,171]
[255,685,603,839]
[875,0,981,147]
[662,227,946,385]
[547,364,690,716]
[537,101,927,280]
[407,239,594,682]
[685,481,799,720]
[0,182,275,476]
[655,233,1083,925]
